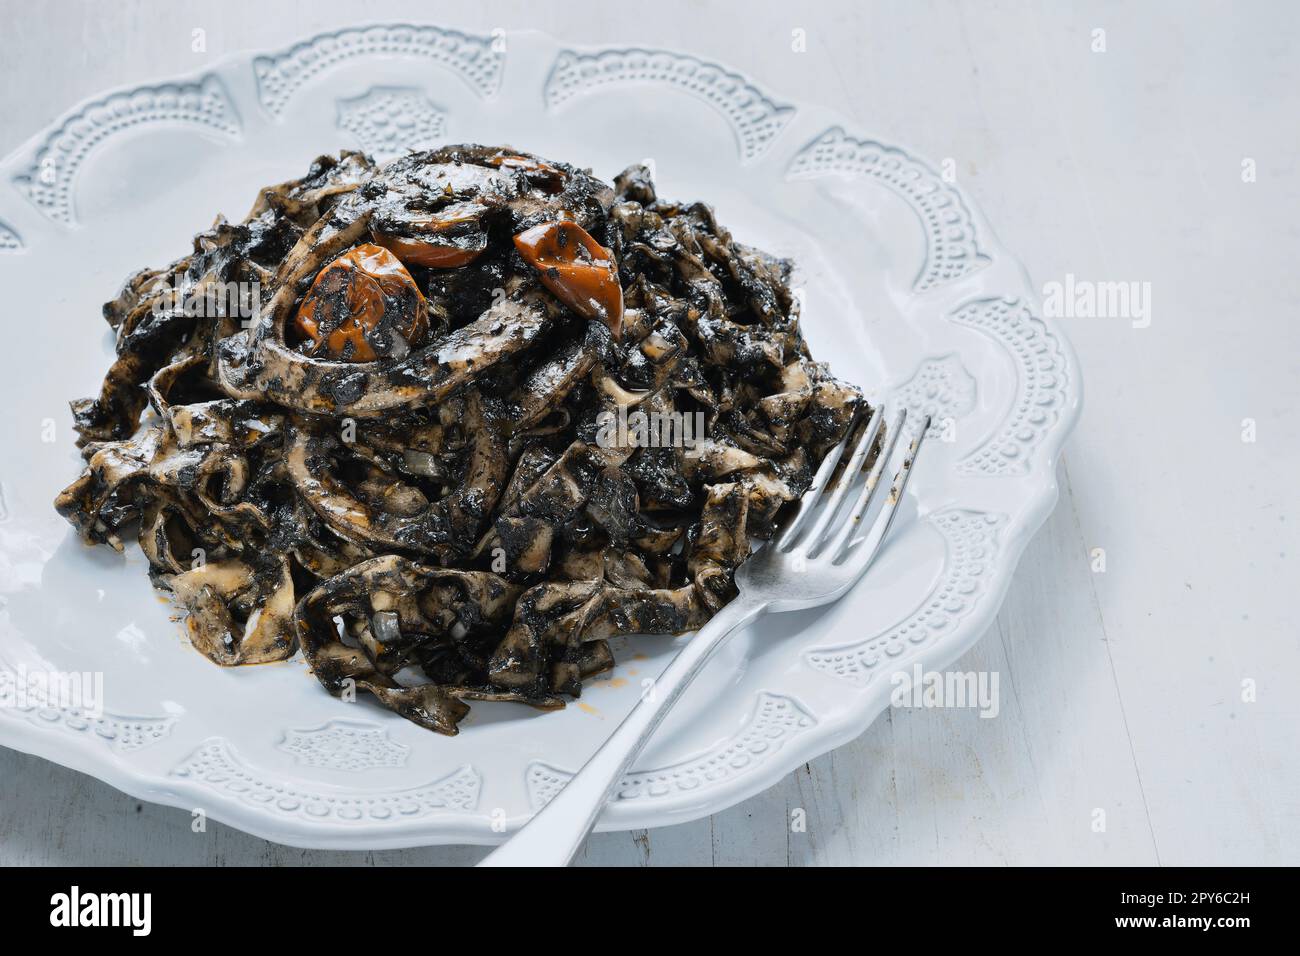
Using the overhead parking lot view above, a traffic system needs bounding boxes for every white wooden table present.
[2,0,1296,866]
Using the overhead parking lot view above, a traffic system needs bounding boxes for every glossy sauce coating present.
[486,152,567,193]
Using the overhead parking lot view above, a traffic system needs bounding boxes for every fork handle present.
[478,594,768,867]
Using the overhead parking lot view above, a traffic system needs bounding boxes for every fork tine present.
[817,408,908,559]
[775,404,870,550]
[830,415,928,562]
[801,406,888,557]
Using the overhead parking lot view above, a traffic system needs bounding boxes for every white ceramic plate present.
[0,24,1081,849]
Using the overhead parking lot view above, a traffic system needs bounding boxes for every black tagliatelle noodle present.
[54,145,864,734]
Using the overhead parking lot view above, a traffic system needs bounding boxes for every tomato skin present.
[371,200,489,270]
[486,153,567,193]
[373,234,484,268]
[513,221,623,338]
[295,244,429,362]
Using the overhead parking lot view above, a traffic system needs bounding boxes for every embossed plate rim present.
[0,23,1081,849]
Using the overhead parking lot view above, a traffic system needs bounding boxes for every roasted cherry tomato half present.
[486,152,567,193]
[513,220,623,338]
[294,243,429,362]
[372,200,489,270]
[372,235,485,269]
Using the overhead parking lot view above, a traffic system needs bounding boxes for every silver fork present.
[479,406,928,867]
